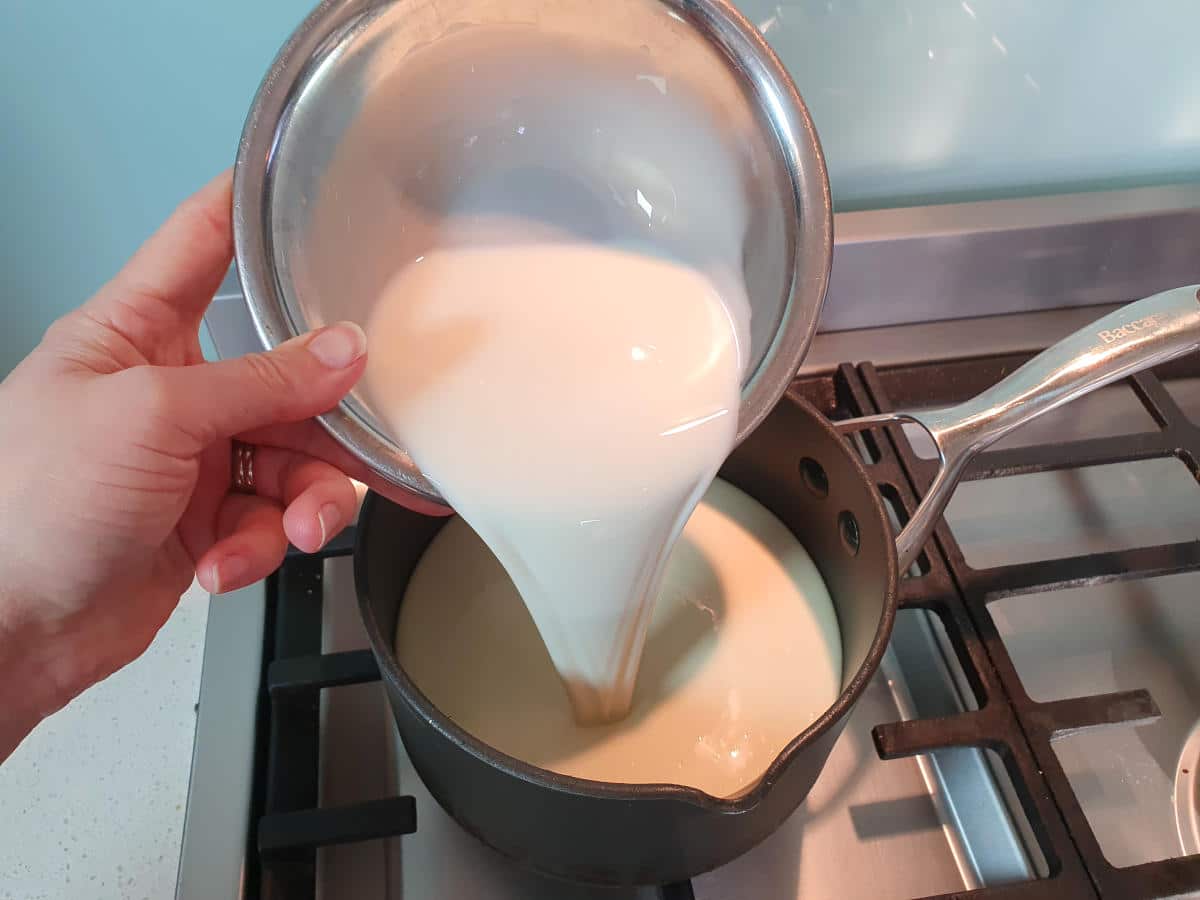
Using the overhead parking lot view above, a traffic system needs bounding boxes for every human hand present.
[0,172,444,759]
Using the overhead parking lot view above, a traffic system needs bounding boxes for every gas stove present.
[188,184,1200,900]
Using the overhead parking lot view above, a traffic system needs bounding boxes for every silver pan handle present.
[839,285,1200,572]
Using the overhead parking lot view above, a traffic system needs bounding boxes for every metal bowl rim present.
[232,0,833,506]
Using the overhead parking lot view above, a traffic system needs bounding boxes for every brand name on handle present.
[1098,314,1164,344]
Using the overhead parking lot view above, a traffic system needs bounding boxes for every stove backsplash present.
[11,0,1200,380]
[740,0,1200,211]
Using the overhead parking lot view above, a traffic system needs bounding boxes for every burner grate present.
[242,354,1200,900]
[245,549,420,899]
[824,355,1200,899]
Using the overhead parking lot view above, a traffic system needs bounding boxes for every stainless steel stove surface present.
[185,185,1200,900]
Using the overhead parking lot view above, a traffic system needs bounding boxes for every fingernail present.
[317,503,342,546]
[215,555,249,593]
[308,321,367,369]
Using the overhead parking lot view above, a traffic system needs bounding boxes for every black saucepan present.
[354,287,1200,885]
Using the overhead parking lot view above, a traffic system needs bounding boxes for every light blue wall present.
[1,1,312,375]
[4,1,1200,375]
[743,0,1200,208]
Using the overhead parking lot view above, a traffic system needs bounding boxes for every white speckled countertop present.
[0,583,210,900]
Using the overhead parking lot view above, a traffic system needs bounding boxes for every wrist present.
[0,588,118,762]
[0,597,64,762]
[0,584,150,764]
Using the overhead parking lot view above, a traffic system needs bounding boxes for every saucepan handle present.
[838,285,1200,572]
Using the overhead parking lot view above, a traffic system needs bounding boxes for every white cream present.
[343,17,804,732]
[364,242,746,723]
[394,478,842,798]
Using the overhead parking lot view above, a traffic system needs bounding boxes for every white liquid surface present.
[394,478,842,798]
[364,242,747,723]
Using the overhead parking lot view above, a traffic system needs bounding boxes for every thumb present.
[160,321,369,444]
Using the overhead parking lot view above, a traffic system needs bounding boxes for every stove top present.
[184,185,1200,900]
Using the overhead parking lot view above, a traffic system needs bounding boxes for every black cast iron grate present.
[826,354,1200,900]
[242,355,1200,900]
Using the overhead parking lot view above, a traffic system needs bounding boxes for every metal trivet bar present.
[803,353,1200,899]
[246,538,416,900]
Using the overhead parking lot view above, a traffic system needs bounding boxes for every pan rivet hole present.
[838,511,861,557]
[799,458,829,498]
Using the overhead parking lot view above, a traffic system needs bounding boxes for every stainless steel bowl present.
[233,0,832,505]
